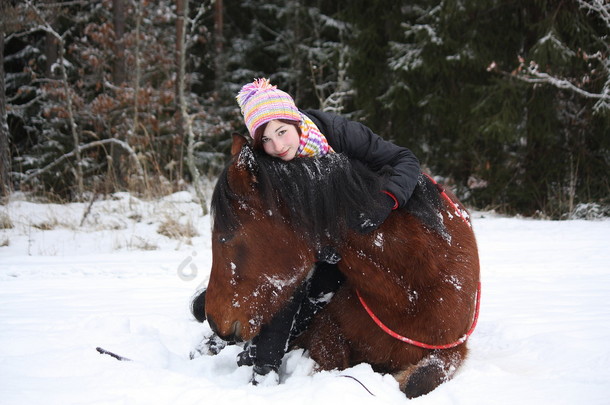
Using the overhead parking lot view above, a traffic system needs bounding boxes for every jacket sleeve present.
[304,109,420,208]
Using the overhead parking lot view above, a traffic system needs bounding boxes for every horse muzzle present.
[207,315,244,343]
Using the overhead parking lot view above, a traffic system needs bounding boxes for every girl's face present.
[261,120,300,161]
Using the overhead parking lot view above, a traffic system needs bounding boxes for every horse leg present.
[243,262,344,384]
[395,345,467,398]
[289,261,345,340]
[235,283,306,385]
[293,282,354,371]
[296,310,351,371]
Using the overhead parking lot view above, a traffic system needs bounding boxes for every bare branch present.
[37,1,91,8]
[510,67,609,101]
[189,2,210,29]
[19,138,144,184]
[186,2,211,49]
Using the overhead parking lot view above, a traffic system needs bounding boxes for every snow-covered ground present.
[1,191,609,404]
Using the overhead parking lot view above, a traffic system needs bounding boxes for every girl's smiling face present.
[261,120,301,161]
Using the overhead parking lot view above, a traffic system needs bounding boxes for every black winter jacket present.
[304,109,420,208]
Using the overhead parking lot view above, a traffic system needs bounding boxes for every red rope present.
[356,282,481,350]
[356,174,480,349]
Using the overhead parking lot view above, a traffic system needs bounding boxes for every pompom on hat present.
[236,78,302,137]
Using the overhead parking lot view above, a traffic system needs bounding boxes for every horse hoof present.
[402,362,445,398]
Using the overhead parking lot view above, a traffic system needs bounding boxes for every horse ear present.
[231,133,250,156]
[229,132,258,183]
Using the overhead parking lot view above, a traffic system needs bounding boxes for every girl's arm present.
[304,109,420,208]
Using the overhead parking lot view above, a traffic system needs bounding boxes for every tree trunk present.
[214,0,224,93]
[132,0,142,142]
[112,0,126,85]
[176,0,208,214]
[175,0,186,179]
[44,31,58,78]
[110,0,127,189]
[41,0,58,78]
[58,36,84,200]
[0,32,11,198]
[175,0,185,140]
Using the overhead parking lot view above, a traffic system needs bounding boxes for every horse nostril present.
[231,320,242,340]
[206,316,243,343]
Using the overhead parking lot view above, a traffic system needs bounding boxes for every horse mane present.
[405,175,448,239]
[211,147,447,244]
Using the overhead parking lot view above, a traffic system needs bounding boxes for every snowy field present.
[1,191,609,405]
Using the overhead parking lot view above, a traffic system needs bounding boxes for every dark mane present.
[211,147,447,244]
[406,175,448,238]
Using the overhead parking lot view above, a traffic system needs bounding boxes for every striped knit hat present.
[236,78,301,137]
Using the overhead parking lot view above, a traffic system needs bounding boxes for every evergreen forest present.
[1,0,608,218]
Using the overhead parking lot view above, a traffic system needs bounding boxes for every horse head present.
[204,134,318,342]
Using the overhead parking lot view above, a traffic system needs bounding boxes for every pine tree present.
[382,0,609,217]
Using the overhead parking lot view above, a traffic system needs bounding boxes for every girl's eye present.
[261,137,269,143]
[278,130,286,136]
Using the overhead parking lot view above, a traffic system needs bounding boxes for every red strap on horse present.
[357,282,481,350]
[357,174,480,349]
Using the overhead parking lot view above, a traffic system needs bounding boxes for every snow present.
[1,191,609,404]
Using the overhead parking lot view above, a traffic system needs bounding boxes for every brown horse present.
[204,134,480,398]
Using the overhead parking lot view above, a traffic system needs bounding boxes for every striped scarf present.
[297,113,334,157]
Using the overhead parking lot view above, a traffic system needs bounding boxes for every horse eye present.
[218,234,234,244]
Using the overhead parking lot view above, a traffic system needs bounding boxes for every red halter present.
[357,174,480,349]
[357,282,481,350]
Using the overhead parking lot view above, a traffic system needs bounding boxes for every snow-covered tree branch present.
[489,0,610,113]
[19,138,144,184]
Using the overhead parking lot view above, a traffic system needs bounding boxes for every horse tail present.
[191,290,207,323]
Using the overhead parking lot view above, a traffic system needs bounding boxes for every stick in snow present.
[96,347,132,362]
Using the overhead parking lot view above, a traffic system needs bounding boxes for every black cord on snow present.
[339,375,375,396]
[96,347,132,362]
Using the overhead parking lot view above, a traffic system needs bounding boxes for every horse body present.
[204,134,480,398]
[299,203,479,396]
